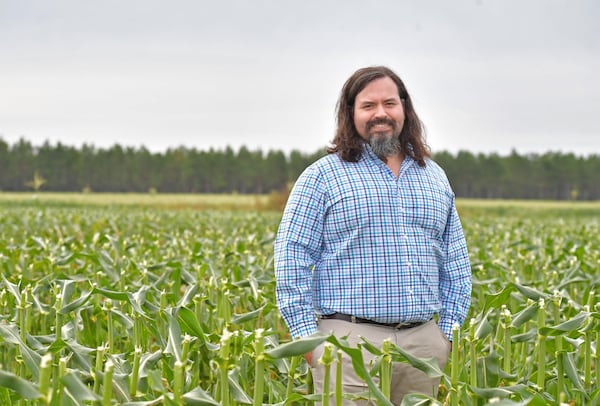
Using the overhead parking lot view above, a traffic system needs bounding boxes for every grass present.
[457,198,600,220]
[0,192,270,210]
[3,192,599,213]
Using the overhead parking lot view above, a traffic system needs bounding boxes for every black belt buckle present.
[393,321,422,329]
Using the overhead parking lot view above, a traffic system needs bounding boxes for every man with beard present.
[274,66,472,404]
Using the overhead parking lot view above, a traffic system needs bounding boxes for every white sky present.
[1,0,598,156]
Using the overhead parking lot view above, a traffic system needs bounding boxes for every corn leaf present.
[0,370,40,399]
[539,311,589,335]
[562,351,586,394]
[474,310,494,340]
[230,303,267,324]
[138,350,163,378]
[512,283,547,301]
[228,369,253,404]
[176,283,199,308]
[387,343,445,378]
[0,324,42,380]
[59,290,93,314]
[511,302,538,328]
[177,307,208,347]
[164,310,183,362]
[510,329,536,343]
[326,335,394,406]
[1,276,23,304]
[181,386,220,405]
[265,333,328,359]
[62,371,101,401]
[400,393,441,405]
[482,285,514,313]
[469,384,529,399]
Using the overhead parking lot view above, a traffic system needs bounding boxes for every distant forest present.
[1,137,599,200]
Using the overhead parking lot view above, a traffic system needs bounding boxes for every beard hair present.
[369,133,402,161]
[365,117,402,161]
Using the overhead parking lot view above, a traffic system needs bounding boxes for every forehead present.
[355,77,400,102]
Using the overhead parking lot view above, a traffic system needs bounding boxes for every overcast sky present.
[1,0,598,156]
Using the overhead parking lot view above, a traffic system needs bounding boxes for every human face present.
[353,76,405,145]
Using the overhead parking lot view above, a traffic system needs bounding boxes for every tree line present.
[0,137,598,200]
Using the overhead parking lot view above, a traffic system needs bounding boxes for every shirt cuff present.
[289,318,318,338]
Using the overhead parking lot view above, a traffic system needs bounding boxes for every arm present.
[438,201,472,340]
[274,166,326,338]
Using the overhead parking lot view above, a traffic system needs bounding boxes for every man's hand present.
[304,351,313,367]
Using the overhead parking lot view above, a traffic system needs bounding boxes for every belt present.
[320,313,427,330]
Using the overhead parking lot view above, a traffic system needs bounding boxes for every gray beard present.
[369,134,402,161]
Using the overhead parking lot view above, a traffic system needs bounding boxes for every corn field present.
[0,198,598,405]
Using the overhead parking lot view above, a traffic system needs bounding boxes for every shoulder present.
[313,152,346,170]
[291,154,339,194]
[423,158,449,179]
[293,152,369,200]
[283,155,345,214]
[299,153,347,180]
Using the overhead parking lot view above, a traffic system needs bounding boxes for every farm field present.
[0,194,598,405]
[0,192,270,211]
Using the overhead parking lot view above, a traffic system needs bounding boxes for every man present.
[274,66,472,404]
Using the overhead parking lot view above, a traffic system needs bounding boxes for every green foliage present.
[0,199,598,404]
[0,137,325,195]
[434,149,600,200]
[2,136,600,200]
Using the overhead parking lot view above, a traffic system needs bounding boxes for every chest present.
[324,166,452,238]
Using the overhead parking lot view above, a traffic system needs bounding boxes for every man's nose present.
[374,103,387,118]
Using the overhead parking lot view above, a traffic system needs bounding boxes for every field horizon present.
[1,191,599,213]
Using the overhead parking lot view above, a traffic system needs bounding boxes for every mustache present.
[366,118,396,132]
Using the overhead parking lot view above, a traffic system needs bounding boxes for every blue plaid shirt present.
[274,146,472,339]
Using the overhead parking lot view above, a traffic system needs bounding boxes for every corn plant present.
[0,199,597,404]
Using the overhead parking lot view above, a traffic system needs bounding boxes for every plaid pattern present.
[274,146,471,339]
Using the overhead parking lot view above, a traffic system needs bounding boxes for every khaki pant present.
[310,319,451,405]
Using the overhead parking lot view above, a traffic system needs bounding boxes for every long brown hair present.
[328,66,431,167]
